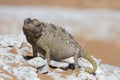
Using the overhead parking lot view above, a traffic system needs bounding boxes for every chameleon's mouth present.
[24,18,32,25]
[23,18,35,31]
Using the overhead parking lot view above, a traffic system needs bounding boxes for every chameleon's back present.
[36,23,80,60]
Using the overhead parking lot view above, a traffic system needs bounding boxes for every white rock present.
[23,57,47,68]
[10,66,38,80]
[47,72,65,80]
[0,73,13,80]
[96,75,106,80]
[96,67,104,74]
[0,32,26,48]
[0,77,4,80]
[0,52,25,64]
[50,60,69,68]
[63,57,74,63]
[106,75,118,80]
[38,64,49,74]
[67,75,81,80]
[0,47,11,54]
[78,73,88,80]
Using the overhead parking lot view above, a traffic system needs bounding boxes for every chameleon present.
[23,18,97,75]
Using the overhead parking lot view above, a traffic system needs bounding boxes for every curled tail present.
[81,52,97,74]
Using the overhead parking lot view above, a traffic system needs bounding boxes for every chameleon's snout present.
[24,18,32,25]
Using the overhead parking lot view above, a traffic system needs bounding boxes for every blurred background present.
[0,0,120,67]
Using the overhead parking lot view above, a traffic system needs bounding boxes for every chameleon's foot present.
[72,69,79,76]
[69,63,75,70]
[73,66,80,76]
[37,64,50,74]
[92,72,96,76]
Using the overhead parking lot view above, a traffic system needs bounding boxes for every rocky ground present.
[0,32,120,80]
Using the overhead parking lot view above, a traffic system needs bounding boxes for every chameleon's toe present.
[69,63,75,70]
[92,72,96,76]
[72,70,79,76]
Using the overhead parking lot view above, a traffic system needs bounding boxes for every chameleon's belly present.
[36,40,76,60]
[50,46,76,60]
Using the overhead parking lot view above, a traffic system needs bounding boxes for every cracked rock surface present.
[0,33,120,80]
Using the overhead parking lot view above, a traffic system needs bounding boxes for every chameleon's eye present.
[24,18,32,25]
[32,19,40,27]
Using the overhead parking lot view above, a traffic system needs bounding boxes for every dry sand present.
[0,0,120,9]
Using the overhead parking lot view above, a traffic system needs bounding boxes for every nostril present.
[24,18,32,24]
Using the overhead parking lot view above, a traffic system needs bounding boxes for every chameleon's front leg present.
[73,48,80,75]
[46,48,51,66]
[32,46,38,57]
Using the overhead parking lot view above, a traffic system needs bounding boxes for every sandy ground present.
[0,0,120,9]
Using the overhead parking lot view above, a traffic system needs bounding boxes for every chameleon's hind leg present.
[73,48,80,76]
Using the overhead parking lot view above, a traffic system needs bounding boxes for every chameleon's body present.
[23,18,97,74]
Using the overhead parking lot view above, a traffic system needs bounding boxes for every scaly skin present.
[23,18,97,75]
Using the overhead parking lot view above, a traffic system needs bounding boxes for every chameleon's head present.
[23,18,42,44]
[23,18,40,30]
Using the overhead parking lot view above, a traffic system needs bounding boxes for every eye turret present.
[32,19,40,27]
[24,18,32,25]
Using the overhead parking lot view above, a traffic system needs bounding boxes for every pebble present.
[50,60,69,69]
[23,57,47,68]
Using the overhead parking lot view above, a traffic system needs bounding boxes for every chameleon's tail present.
[81,52,97,74]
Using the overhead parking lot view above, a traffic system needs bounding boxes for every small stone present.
[50,60,69,69]
[106,75,118,80]
[23,57,47,68]
[38,64,49,74]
